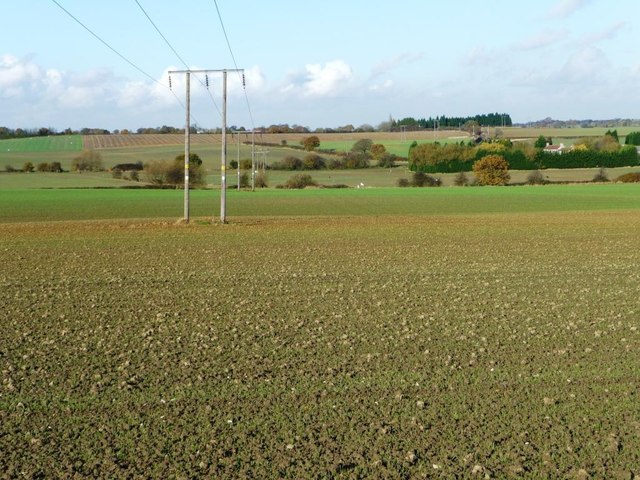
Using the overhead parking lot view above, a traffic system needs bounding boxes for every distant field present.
[502,126,639,140]
[2,183,640,223]
[0,135,83,152]
[1,128,638,188]
[2,165,639,190]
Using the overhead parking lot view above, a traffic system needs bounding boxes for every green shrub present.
[526,170,547,185]
[615,172,640,183]
[625,132,640,146]
[397,178,410,187]
[229,159,238,170]
[239,172,250,188]
[343,153,369,169]
[239,159,252,170]
[412,171,440,187]
[272,156,302,170]
[535,147,638,169]
[592,168,609,182]
[111,168,123,179]
[254,171,268,188]
[302,154,326,170]
[453,172,469,186]
[326,158,344,170]
[377,153,396,168]
[72,150,103,172]
[283,173,317,189]
[37,162,50,172]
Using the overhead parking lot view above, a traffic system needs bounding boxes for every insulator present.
[242,74,246,87]
[168,75,172,90]
[205,74,209,88]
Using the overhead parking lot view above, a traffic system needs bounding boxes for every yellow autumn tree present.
[472,155,510,186]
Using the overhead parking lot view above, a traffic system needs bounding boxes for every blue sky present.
[2,0,638,130]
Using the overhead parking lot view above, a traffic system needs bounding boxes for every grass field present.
[2,209,639,477]
[0,135,83,153]
[1,183,640,223]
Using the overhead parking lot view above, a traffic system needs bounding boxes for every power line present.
[134,0,190,69]
[134,0,222,118]
[50,0,191,117]
[212,0,256,130]
[51,0,158,88]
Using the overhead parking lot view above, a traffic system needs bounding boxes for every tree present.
[370,143,387,162]
[473,155,510,185]
[596,134,621,153]
[302,154,325,170]
[143,153,206,186]
[72,150,104,172]
[23,161,35,173]
[351,139,373,157]
[300,135,320,151]
[377,153,396,168]
[462,120,480,135]
[624,131,640,146]
[170,153,206,185]
[453,171,470,186]
[534,135,551,149]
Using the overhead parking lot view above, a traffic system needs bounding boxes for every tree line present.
[393,113,513,130]
[409,133,639,173]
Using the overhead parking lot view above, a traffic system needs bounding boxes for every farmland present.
[1,130,640,477]
[2,208,640,477]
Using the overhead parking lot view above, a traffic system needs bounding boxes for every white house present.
[543,143,566,154]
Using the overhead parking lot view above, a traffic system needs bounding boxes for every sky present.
[1,0,639,131]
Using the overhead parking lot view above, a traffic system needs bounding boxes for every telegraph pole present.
[184,71,191,222]
[235,131,240,191]
[168,68,243,224]
[251,130,256,191]
[220,71,228,223]
[167,70,192,222]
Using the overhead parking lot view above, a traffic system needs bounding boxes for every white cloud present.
[517,29,568,50]
[283,60,353,97]
[369,79,393,92]
[462,46,496,67]
[0,54,41,92]
[370,52,423,78]
[558,46,610,83]
[580,21,627,45]
[546,0,592,19]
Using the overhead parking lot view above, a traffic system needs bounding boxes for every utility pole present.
[168,68,243,224]
[251,130,256,191]
[235,131,240,191]
[220,71,228,223]
[167,70,192,223]
[184,71,191,222]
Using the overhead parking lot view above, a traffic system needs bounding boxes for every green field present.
[0,135,83,153]
[1,183,640,223]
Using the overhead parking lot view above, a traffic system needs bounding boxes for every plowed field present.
[1,212,639,478]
